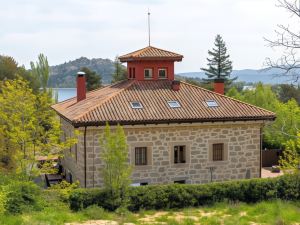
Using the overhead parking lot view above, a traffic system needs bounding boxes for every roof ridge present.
[73,80,135,121]
[180,81,276,116]
[147,45,183,56]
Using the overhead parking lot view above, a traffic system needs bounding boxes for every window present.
[130,101,143,109]
[158,68,167,79]
[212,143,224,161]
[168,100,181,108]
[132,67,135,78]
[174,180,186,184]
[129,68,132,79]
[135,147,147,165]
[174,145,186,164]
[206,100,218,107]
[144,68,153,79]
[131,182,148,186]
[75,144,78,162]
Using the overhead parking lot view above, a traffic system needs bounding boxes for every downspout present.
[259,127,262,178]
[84,126,87,188]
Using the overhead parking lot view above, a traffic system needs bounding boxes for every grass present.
[0,190,300,225]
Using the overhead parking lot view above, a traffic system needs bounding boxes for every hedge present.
[69,174,300,211]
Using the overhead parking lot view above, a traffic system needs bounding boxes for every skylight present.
[130,101,143,109]
[168,101,181,108]
[206,100,218,107]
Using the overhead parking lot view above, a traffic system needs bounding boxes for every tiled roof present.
[52,80,275,127]
[119,46,183,62]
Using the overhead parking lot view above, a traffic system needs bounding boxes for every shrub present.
[49,180,79,202]
[3,181,42,214]
[69,174,300,212]
[0,190,7,214]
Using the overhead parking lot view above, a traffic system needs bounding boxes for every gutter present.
[84,126,87,188]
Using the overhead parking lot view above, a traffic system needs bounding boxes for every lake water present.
[53,88,76,102]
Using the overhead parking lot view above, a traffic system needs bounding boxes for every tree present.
[201,34,235,83]
[265,0,300,83]
[80,67,102,91]
[100,123,132,209]
[30,54,50,92]
[227,83,300,148]
[0,78,76,179]
[112,56,127,83]
[276,84,300,105]
[279,133,300,171]
[0,55,39,92]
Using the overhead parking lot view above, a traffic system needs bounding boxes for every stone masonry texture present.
[60,119,262,188]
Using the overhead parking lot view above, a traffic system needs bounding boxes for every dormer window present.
[206,100,218,107]
[158,68,167,79]
[144,68,153,79]
[168,100,181,108]
[130,101,143,109]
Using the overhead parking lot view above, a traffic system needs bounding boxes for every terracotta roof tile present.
[119,46,183,62]
[52,80,275,126]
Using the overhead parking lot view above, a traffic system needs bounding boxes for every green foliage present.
[227,83,300,148]
[49,180,79,202]
[3,181,42,214]
[0,78,77,179]
[30,53,50,92]
[0,189,7,215]
[112,56,127,83]
[80,67,102,91]
[279,133,300,170]
[69,174,300,212]
[0,55,40,92]
[100,123,132,210]
[201,34,235,83]
[276,84,300,105]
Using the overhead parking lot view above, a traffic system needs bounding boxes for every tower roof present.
[119,46,183,62]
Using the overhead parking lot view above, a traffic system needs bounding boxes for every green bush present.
[49,180,79,202]
[3,181,42,214]
[69,174,300,212]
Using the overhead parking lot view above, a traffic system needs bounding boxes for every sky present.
[0,0,294,72]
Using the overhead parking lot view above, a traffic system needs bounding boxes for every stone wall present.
[61,120,263,188]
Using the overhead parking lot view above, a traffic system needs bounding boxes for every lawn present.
[1,191,300,225]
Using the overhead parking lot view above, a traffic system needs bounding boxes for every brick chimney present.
[214,78,224,95]
[171,80,180,91]
[77,71,86,102]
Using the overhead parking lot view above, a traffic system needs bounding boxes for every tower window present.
[158,68,167,79]
[133,67,135,78]
[129,68,132,79]
[144,68,153,79]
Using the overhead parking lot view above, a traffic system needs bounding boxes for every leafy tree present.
[201,34,235,83]
[100,123,132,209]
[279,133,300,171]
[112,56,127,83]
[227,83,300,148]
[0,55,39,92]
[80,67,102,91]
[30,54,50,92]
[0,78,76,179]
[276,84,300,105]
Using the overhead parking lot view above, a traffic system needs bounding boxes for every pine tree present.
[201,34,235,83]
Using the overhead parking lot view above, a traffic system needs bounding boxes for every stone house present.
[52,46,275,188]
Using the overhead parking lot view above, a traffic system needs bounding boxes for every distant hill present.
[49,57,118,87]
[178,69,293,84]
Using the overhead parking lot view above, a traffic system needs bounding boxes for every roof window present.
[168,100,181,108]
[130,101,143,109]
[206,100,218,107]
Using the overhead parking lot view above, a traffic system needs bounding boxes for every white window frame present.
[168,100,181,108]
[206,100,218,107]
[130,101,143,109]
[144,68,153,79]
[158,68,167,79]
